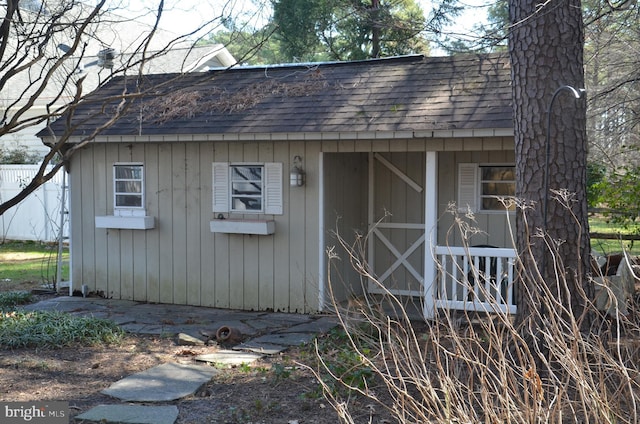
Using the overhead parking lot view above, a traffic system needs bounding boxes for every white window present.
[114,163,145,216]
[458,163,515,212]
[212,162,283,215]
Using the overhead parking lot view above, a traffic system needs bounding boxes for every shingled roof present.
[42,53,513,139]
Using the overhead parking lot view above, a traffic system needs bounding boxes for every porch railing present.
[433,246,517,315]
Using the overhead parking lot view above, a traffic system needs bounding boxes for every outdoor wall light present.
[290,155,305,187]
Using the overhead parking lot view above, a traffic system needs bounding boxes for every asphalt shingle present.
[41,54,512,139]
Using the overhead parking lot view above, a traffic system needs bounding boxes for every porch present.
[321,150,518,320]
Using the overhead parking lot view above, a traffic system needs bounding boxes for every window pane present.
[232,182,261,195]
[116,181,142,193]
[482,182,515,196]
[482,167,514,182]
[116,194,142,207]
[230,165,264,213]
[114,164,143,210]
[480,165,515,211]
[115,166,142,179]
[231,166,262,181]
[232,197,262,211]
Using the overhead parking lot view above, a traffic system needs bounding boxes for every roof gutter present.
[41,128,514,146]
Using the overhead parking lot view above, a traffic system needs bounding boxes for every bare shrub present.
[308,206,640,423]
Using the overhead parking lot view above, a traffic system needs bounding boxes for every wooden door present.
[368,152,426,296]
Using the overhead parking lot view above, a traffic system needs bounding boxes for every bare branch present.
[0,0,238,215]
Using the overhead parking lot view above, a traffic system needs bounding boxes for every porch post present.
[367,152,375,291]
[318,152,325,311]
[423,151,438,319]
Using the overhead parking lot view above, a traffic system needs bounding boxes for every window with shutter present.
[480,165,515,211]
[457,163,516,212]
[212,162,283,215]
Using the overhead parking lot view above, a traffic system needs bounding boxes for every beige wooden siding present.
[70,135,513,312]
[71,141,320,312]
[322,153,369,305]
[144,143,161,303]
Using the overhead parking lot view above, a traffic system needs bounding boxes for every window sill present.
[95,215,155,230]
[210,219,275,235]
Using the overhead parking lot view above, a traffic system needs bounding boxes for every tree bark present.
[370,0,381,58]
[509,0,592,326]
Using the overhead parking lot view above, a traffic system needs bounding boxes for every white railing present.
[0,165,68,242]
[433,245,517,315]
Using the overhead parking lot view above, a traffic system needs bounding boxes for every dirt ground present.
[0,334,344,424]
[0,288,347,424]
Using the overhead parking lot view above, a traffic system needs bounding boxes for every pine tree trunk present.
[508,0,593,326]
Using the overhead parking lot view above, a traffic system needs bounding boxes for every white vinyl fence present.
[0,165,69,243]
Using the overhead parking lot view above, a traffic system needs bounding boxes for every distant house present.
[0,1,236,157]
[39,54,517,318]
[0,3,235,242]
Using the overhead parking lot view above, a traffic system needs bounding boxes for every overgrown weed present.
[308,205,640,423]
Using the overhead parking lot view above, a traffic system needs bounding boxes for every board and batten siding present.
[321,152,369,306]
[70,140,321,313]
[69,135,514,312]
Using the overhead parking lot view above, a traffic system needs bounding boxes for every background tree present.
[0,143,41,164]
[270,0,430,61]
[583,0,639,169]
[582,0,640,230]
[204,25,283,65]
[438,0,507,53]
[509,0,591,324]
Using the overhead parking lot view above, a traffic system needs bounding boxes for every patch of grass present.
[0,240,69,291]
[589,215,640,255]
[0,291,33,312]
[237,362,253,373]
[0,310,124,349]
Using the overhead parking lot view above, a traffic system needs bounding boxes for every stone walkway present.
[24,296,338,424]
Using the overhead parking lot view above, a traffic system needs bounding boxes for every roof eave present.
[57,128,514,144]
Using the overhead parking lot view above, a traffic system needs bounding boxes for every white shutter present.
[264,162,283,215]
[457,163,479,212]
[212,162,230,213]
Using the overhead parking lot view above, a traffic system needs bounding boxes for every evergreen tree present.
[509,0,592,324]
[271,0,429,61]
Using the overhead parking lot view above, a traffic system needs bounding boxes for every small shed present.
[40,53,516,317]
